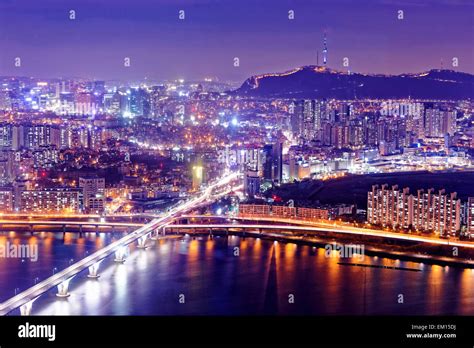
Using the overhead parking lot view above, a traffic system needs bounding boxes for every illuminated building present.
[297,207,329,220]
[0,188,13,212]
[0,151,17,185]
[150,85,166,119]
[0,124,12,148]
[20,188,81,213]
[467,197,474,237]
[238,204,331,221]
[368,185,461,236]
[331,124,349,149]
[79,176,105,213]
[192,165,203,191]
[290,101,303,137]
[13,179,27,211]
[0,90,11,110]
[348,120,364,147]
[12,126,23,150]
[93,80,105,94]
[429,190,461,236]
[130,88,144,116]
[32,147,59,169]
[412,189,461,236]
[262,142,282,186]
[367,185,412,229]
[75,92,98,115]
[238,204,271,216]
[292,100,326,142]
[424,105,456,138]
[103,92,121,116]
[302,100,316,141]
[442,110,457,136]
[25,125,51,149]
[244,169,260,197]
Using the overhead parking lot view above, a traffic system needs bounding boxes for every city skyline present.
[0,0,473,82]
[1,2,474,343]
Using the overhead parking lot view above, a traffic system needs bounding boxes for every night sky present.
[0,0,473,82]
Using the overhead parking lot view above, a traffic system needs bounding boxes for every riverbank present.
[177,229,474,269]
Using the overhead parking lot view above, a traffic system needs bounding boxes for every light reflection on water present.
[1,232,474,315]
[0,230,123,302]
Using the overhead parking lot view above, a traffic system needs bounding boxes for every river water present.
[1,231,473,315]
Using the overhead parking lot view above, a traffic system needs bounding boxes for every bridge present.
[0,213,143,218]
[0,220,144,232]
[0,172,241,316]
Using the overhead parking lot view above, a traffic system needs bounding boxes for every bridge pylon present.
[137,234,149,249]
[19,297,39,316]
[114,246,127,263]
[87,260,103,278]
[56,277,74,298]
[150,228,163,240]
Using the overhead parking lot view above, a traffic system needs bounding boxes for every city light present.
[0,1,472,339]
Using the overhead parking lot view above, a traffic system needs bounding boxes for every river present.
[1,231,473,315]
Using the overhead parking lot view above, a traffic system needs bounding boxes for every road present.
[0,220,143,228]
[181,214,474,246]
[0,171,240,316]
[168,223,474,249]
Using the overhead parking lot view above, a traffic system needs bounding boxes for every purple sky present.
[0,0,473,82]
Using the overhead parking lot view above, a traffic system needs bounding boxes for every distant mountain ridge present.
[233,66,474,100]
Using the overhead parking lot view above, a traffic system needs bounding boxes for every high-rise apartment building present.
[20,188,81,213]
[79,176,105,213]
[262,142,283,186]
[467,197,474,238]
[368,185,461,236]
[367,184,412,229]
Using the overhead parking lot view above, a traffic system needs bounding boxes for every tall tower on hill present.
[323,32,328,66]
